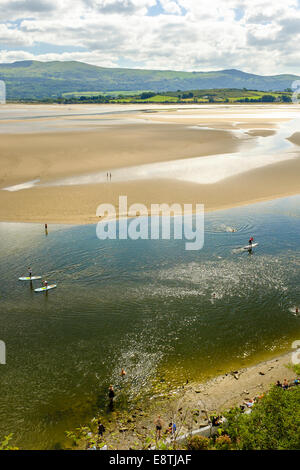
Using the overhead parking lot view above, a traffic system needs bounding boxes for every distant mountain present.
[0,60,298,100]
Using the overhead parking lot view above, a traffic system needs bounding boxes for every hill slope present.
[0,60,298,100]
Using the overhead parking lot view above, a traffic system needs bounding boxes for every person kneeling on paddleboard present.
[42,280,48,289]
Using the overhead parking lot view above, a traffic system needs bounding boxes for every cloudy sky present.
[0,0,299,74]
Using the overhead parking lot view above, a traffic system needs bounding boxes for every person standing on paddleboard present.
[248,236,254,246]
[28,267,32,279]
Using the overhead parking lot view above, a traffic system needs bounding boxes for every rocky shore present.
[72,350,296,450]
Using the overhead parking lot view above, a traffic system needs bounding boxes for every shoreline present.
[82,349,297,450]
[0,185,299,226]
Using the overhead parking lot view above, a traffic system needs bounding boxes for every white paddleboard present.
[243,242,259,250]
[19,276,42,281]
[34,284,57,292]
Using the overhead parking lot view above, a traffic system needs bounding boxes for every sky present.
[0,0,300,74]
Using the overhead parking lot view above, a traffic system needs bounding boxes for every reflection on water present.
[0,195,300,449]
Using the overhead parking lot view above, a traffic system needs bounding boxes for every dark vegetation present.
[0,60,298,101]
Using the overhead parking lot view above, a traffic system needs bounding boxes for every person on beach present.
[155,416,163,440]
[108,385,115,408]
[283,378,289,390]
[276,380,282,388]
[120,368,126,377]
[244,398,255,408]
[212,415,221,426]
[97,420,105,438]
[166,422,176,435]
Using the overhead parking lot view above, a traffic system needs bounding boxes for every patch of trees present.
[261,95,276,102]
[182,92,194,99]
[139,92,156,99]
[282,95,292,102]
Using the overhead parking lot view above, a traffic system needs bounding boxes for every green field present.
[58,88,292,104]
[62,90,153,98]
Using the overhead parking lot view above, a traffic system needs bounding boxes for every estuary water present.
[0,195,300,449]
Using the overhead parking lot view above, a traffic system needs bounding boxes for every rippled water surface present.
[1,195,300,449]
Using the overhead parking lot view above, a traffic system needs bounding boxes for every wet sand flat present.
[1,156,300,224]
[287,132,300,146]
[0,103,299,223]
[0,124,239,187]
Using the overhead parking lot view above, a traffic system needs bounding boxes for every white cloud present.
[0,23,33,46]
[0,0,299,74]
[159,0,182,14]
[83,0,155,15]
[0,49,118,67]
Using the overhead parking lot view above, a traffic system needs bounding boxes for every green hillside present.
[0,60,298,100]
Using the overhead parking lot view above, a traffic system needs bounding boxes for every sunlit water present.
[0,195,300,449]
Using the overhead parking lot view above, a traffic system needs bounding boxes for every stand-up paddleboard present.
[34,284,57,292]
[243,242,259,250]
[19,276,42,281]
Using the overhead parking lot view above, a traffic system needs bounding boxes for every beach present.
[0,104,299,224]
